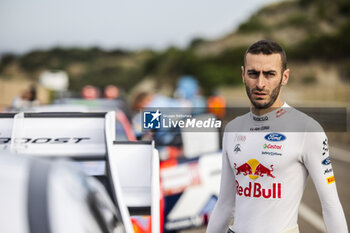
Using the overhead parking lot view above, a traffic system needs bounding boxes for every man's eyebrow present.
[263,70,277,74]
[247,69,259,73]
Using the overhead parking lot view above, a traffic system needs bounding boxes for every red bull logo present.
[236,181,281,199]
[234,159,275,180]
[276,108,287,118]
[234,159,281,199]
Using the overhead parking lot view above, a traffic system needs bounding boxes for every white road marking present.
[330,146,350,164]
[299,203,326,233]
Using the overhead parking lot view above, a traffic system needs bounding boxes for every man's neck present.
[251,99,284,116]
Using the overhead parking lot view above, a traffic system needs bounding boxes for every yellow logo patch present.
[327,176,335,184]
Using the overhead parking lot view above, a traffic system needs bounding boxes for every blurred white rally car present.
[0,152,127,233]
[0,111,161,233]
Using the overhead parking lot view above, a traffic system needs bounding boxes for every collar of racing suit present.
[249,102,291,124]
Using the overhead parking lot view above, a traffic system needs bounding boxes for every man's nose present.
[256,74,265,90]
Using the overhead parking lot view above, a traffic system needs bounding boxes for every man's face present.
[242,53,289,109]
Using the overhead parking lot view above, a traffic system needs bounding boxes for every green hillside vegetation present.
[0,47,150,92]
[0,0,349,95]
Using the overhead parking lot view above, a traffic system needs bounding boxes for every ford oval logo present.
[264,133,286,142]
[322,157,331,166]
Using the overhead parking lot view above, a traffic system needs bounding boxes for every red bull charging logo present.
[234,159,281,199]
[234,159,275,179]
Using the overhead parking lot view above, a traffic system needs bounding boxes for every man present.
[205,40,348,233]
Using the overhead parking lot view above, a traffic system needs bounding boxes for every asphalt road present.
[181,145,350,233]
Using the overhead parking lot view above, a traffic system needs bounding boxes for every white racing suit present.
[206,103,348,233]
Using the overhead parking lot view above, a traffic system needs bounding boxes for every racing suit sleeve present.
[206,132,236,233]
[302,122,348,233]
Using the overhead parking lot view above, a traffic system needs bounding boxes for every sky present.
[0,0,279,55]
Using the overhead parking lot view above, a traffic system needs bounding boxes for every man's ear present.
[281,68,290,86]
[241,66,245,84]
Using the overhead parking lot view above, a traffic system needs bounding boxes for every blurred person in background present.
[104,85,119,100]
[207,89,226,119]
[130,90,187,145]
[131,91,155,140]
[174,75,206,115]
[104,85,132,121]
[206,40,348,233]
[81,85,100,100]
[11,85,39,111]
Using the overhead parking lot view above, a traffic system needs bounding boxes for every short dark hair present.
[244,40,287,71]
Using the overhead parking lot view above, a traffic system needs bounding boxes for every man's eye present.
[265,72,276,78]
[248,72,259,78]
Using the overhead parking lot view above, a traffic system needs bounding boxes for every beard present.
[245,78,282,109]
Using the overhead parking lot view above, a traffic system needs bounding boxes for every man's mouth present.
[252,91,268,98]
